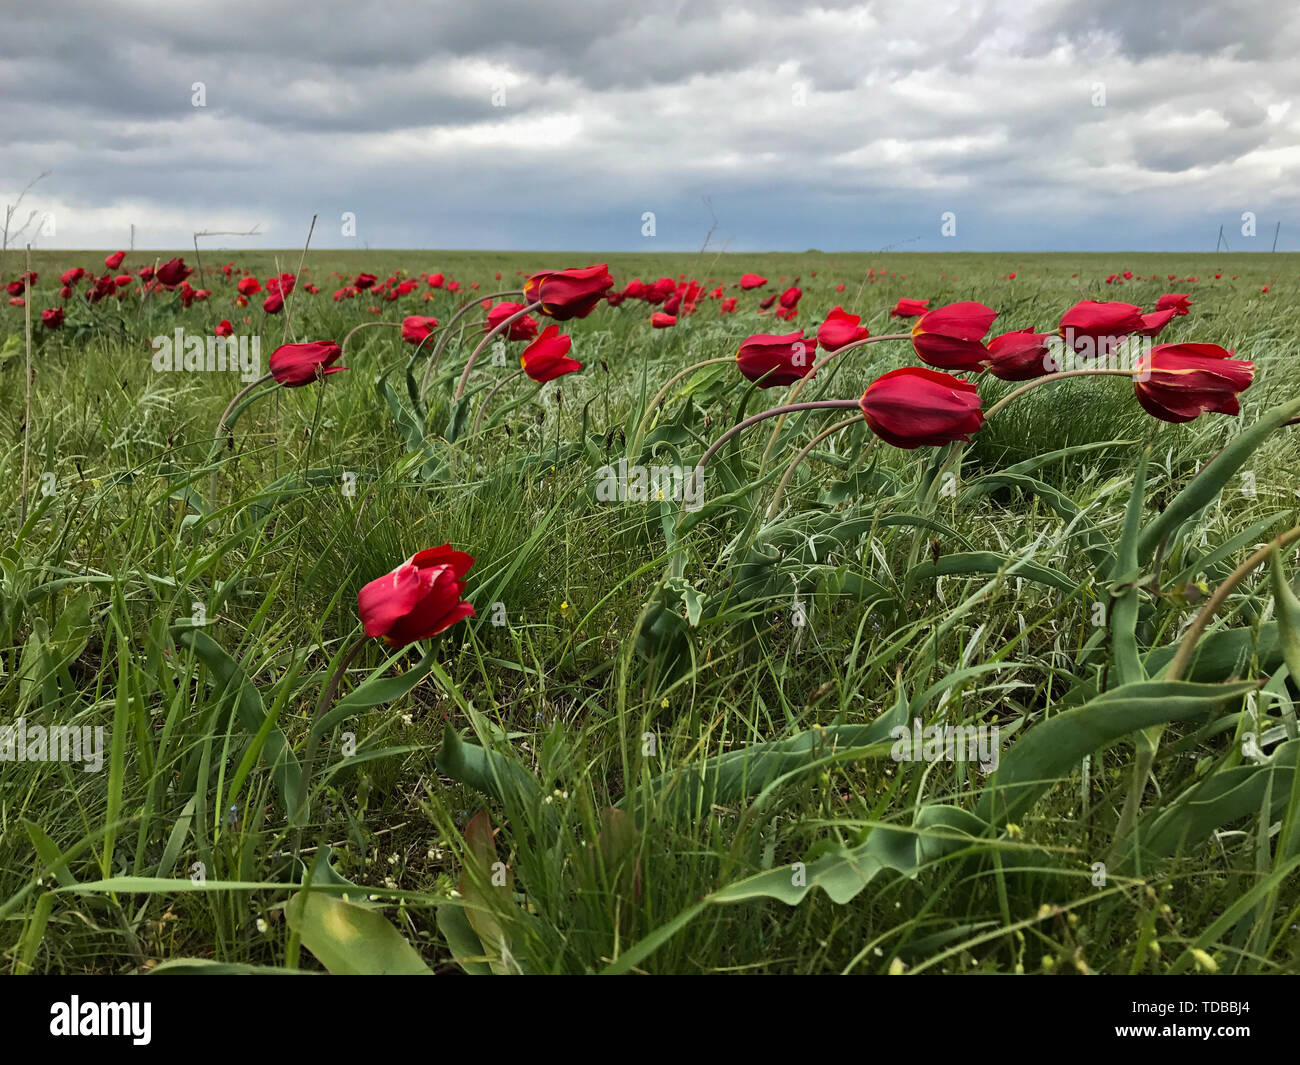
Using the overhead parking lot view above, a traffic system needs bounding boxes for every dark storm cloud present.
[0,0,1296,251]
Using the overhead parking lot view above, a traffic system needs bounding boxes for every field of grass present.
[2,249,1299,975]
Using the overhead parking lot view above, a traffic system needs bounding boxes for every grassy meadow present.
[2,249,1299,975]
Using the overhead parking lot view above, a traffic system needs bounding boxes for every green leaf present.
[285,891,433,975]
[978,679,1260,825]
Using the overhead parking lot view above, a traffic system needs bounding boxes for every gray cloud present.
[1,0,1296,251]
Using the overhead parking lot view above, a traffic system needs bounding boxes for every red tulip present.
[859,367,983,449]
[778,285,802,309]
[719,297,738,314]
[523,264,614,320]
[1155,293,1193,316]
[61,267,85,286]
[889,298,930,319]
[357,544,475,648]
[1133,344,1253,423]
[426,272,445,288]
[985,328,1054,381]
[486,300,539,341]
[1134,308,1177,338]
[263,291,284,314]
[215,320,234,337]
[736,331,816,387]
[41,307,65,330]
[354,273,378,291]
[520,324,580,382]
[1058,300,1143,356]
[269,340,346,387]
[910,301,997,371]
[651,312,677,329]
[401,315,439,344]
[155,258,191,287]
[104,251,125,270]
[816,306,870,351]
[739,273,767,290]
[237,277,261,296]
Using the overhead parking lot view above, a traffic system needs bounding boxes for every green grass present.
[2,250,1299,975]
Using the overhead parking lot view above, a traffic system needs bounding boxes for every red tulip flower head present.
[486,300,539,341]
[269,340,346,387]
[104,251,126,270]
[859,367,984,449]
[816,306,870,351]
[155,258,192,288]
[401,316,439,345]
[651,312,677,328]
[523,264,614,320]
[889,298,930,319]
[520,324,581,382]
[736,331,816,387]
[357,544,475,648]
[739,273,767,290]
[1058,300,1144,356]
[985,328,1054,381]
[1155,293,1193,316]
[1133,344,1253,423]
[910,301,998,371]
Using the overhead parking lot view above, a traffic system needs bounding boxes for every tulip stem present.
[340,319,400,360]
[629,356,735,459]
[698,399,861,474]
[213,372,274,448]
[420,289,523,398]
[470,369,527,435]
[983,368,1136,421]
[294,634,370,834]
[759,334,909,469]
[766,416,865,520]
[454,300,543,401]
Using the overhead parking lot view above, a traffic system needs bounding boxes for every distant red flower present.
[719,297,738,314]
[736,331,816,387]
[41,307,65,330]
[859,367,983,449]
[426,272,445,288]
[889,298,930,319]
[61,267,85,285]
[739,273,767,290]
[911,301,997,371]
[104,251,126,270]
[354,273,378,291]
[985,328,1053,381]
[114,275,132,287]
[1133,344,1253,423]
[155,258,191,287]
[263,291,284,314]
[215,320,234,337]
[816,306,870,351]
[401,316,439,345]
[651,312,676,328]
[269,341,346,387]
[523,264,614,321]
[778,285,802,309]
[237,277,261,296]
[357,545,475,648]
[486,300,539,341]
[520,324,581,382]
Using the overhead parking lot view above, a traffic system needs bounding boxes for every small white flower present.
[256,918,268,934]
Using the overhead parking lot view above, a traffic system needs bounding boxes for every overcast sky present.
[2,0,1296,252]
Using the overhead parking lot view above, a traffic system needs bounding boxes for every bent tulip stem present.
[420,289,523,398]
[766,416,864,520]
[759,334,910,469]
[470,368,527,436]
[213,372,274,449]
[983,368,1136,421]
[454,300,542,401]
[340,320,400,361]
